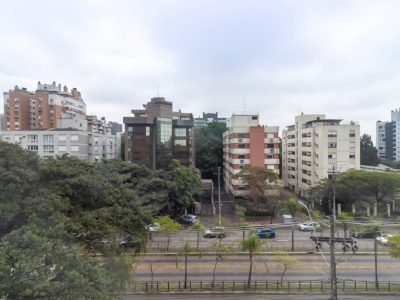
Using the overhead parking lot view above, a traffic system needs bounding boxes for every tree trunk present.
[247,252,253,287]
[167,234,170,252]
[212,256,219,287]
[184,253,188,288]
[280,266,288,284]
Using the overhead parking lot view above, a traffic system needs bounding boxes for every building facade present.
[0,129,118,162]
[123,97,195,169]
[282,114,360,194]
[194,112,227,127]
[2,81,86,131]
[223,114,280,197]
[376,109,400,161]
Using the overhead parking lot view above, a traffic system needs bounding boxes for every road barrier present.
[127,279,400,293]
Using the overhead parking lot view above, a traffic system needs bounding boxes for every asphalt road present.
[147,224,392,252]
[121,293,400,300]
[134,253,400,282]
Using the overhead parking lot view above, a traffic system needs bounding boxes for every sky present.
[1,0,400,143]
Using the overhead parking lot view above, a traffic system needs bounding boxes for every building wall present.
[223,114,280,197]
[282,114,360,195]
[0,130,118,163]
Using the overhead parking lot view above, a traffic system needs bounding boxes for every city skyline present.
[2,0,400,142]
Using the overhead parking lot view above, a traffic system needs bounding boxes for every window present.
[174,128,186,137]
[27,134,38,142]
[43,134,54,142]
[240,159,244,164]
[58,135,66,141]
[349,154,355,159]
[128,126,133,132]
[43,145,54,154]
[238,144,245,148]
[28,145,38,152]
[266,133,274,139]
[266,144,274,149]
[267,154,274,159]
[59,145,66,152]
[238,155,245,159]
[2,135,10,142]
[267,165,274,170]
[238,133,246,138]
[146,126,151,137]
[328,130,337,138]
[71,146,79,152]
[328,153,337,159]
[252,116,258,120]
[328,142,337,148]
[71,134,79,141]
[14,135,23,143]
[175,140,187,146]
[349,130,356,137]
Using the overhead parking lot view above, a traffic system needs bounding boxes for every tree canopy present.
[360,134,379,166]
[195,121,227,180]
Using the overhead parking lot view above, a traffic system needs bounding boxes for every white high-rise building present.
[282,114,360,195]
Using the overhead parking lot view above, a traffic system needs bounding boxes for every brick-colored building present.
[223,114,280,197]
[2,81,86,131]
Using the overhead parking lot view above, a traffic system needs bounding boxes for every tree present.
[239,166,278,209]
[388,233,400,258]
[240,231,263,287]
[211,240,233,286]
[195,121,227,180]
[360,134,379,166]
[176,240,201,289]
[272,252,300,283]
[163,159,202,212]
[281,199,300,251]
[154,215,182,251]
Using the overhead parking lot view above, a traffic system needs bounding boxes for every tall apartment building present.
[223,114,280,197]
[194,112,227,127]
[123,97,195,170]
[2,81,86,131]
[1,82,119,162]
[376,109,400,161]
[282,114,360,195]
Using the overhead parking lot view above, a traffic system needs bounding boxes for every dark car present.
[178,214,197,225]
[350,229,381,239]
[119,236,143,253]
[256,227,276,239]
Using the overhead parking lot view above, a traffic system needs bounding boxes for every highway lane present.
[134,253,400,282]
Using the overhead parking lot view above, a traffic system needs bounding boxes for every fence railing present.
[127,279,400,293]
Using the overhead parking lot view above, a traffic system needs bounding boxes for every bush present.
[191,220,205,230]
[239,218,250,229]
[244,210,273,217]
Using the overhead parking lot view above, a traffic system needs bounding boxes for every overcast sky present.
[1,0,400,142]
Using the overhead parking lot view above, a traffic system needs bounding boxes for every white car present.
[297,222,321,232]
[146,222,160,232]
[376,234,393,246]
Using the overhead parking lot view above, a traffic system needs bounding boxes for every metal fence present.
[127,279,400,293]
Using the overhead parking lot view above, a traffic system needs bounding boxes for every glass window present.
[71,134,79,141]
[59,145,66,152]
[71,146,79,152]
[43,134,54,142]
[28,145,38,152]
[175,128,186,137]
[146,126,151,137]
[43,145,54,154]
[27,134,38,142]
[175,140,187,146]
[1,135,10,142]
[58,135,66,141]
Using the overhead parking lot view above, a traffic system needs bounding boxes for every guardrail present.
[127,279,400,293]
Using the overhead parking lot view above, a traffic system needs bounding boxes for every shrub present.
[191,220,205,230]
[244,210,272,217]
[239,218,250,229]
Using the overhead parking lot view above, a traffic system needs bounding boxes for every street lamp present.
[218,166,221,225]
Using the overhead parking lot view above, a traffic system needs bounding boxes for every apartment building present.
[2,81,86,131]
[0,129,117,162]
[223,114,280,197]
[123,97,195,170]
[282,114,360,195]
[376,109,400,161]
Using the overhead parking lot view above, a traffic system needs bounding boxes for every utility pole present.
[218,166,221,225]
[329,216,337,300]
[374,230,379,289]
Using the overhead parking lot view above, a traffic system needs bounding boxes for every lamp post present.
[218,166,221,225]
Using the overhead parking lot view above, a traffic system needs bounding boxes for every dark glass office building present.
[123,97,195,169]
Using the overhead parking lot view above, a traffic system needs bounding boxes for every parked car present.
[376,234,393,246]
[256,227,276,239]
[146,222,160,232]
[350,229,381,239]
[204,226,226,238]
[179,214,197,225]
[297,222,321,232]
[119,236,143,252]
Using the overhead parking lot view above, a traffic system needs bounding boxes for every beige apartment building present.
[223,114,280,197]
[282,114,360,195]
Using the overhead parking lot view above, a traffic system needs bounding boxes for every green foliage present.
[191,220,205,230]
[162,159,202,210]
[241,231,263,287]
[388,233,400,258]
[380,159,400,170]
[154,215,182,233]
[0,142,166,297]
[360,134,379,166]
[195,121,227,180]
[239,218,250,229]
[281,198,299,217]
[244,210,273,216]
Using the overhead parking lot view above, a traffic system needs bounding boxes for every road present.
[147,223,392,252]
[121,293,400,300]
[134,253,400,282]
